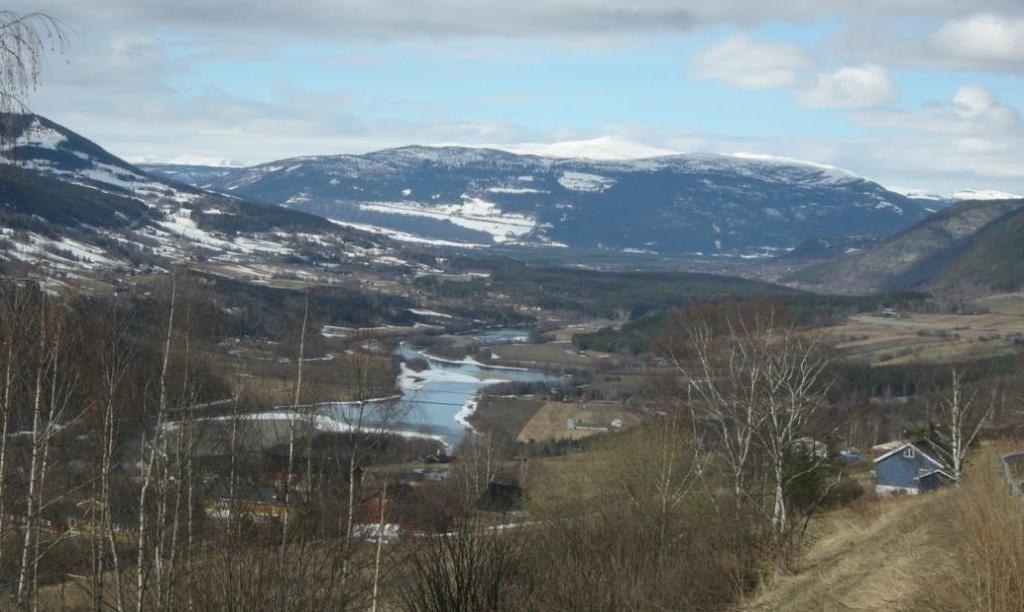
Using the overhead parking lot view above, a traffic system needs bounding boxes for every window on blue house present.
[902,448,914,459]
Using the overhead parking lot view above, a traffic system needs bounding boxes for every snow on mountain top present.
[726,152,858,178]
[488,136,679,161]
[887,186,944,200]
[949,189,1022,201]
[147,141,874,189]
[888,186,1022,201]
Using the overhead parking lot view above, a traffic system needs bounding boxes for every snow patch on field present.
[233,236,293,255]
[328,218,486,248]
[485,186,548,194]
[1,230,124,270]
[157,210,235,250]
[557,171,616,192]
[177,409,451,451]
[11,119,66,150]
[359,196,535,243]
[874,201,904,215]
[408,308,453,319]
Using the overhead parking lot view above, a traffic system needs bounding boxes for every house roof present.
[873,441,950,473]
[871,440,906,454]
[915,468,955,482]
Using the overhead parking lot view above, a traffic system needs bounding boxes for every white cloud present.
[692,34,813,89]
[953,86,1020,126]
[934,14,1024,63]
[10,1,1024,45]
[846,85,1024,189]
[795,64,896,109]
[691,35,899,110]
[856,85,1020,135]
[832,12,1024,75]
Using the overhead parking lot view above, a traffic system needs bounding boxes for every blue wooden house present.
[873,439,955,496]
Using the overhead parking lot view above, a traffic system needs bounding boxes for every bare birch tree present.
[937,367,992,481]
[281,293,309,550]
[668,303,833,544]
[88,300,133,612]
[135,272,178,612]
[668,310,766,504]
[753,326,832,539]
[0,285,30,582]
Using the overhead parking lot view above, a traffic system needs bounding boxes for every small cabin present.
[873,440,955,496]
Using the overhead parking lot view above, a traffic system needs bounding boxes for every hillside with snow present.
[143,146,936,255]
[0,115,425,281]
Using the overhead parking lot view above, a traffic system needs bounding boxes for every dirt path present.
[743,492,956,611]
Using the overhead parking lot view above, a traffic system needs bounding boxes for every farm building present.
[873,438,955,496]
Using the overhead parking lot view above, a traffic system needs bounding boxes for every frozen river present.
[318,330,560,448]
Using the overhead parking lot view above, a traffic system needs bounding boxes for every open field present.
[492,339,665,405]
[549,319,621,342]
[517,400,640,444]
[491,341,616,368]
[827,312,1024,365]
[976,292,1024,316]
[471,395,546,441]
[525,448,613,512]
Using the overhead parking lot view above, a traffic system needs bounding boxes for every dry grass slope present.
[743,492,955,611]
[745,443,1024,612]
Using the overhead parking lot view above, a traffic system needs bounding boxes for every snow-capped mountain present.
[143,146,936,255]
[889,186,1023,203]
[0,115,412,281]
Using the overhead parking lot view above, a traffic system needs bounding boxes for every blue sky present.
[17,1,1024,194]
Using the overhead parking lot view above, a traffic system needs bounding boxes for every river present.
[317,330,560,449]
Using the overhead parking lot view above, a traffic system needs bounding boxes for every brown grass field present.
[976,292,1024,317]
[490,341,616,368]
[548,319,621,342]
[516,400,640,444]
[470,395,546,441]
[826,312,1024,365]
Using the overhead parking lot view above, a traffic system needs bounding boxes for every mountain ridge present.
[0,114,421,281]
[142,146,936,255]
[785,198,1024,294]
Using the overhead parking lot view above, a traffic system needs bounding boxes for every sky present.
[14,0,1024,194]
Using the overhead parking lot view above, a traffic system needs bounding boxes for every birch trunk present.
[282,294,308,549]
[137,273,177,612]
[16,299,47,608]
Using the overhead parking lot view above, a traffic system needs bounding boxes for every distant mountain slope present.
[786,199,1024,294]
[142,147,935,254]
[931,205,1024,290]
[0,115,409,278]
[141,163,240,189]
